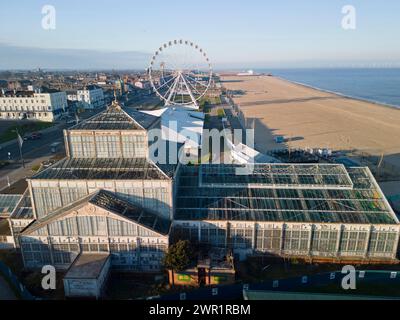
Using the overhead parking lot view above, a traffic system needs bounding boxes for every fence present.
[227,96,249,131]
[0,261,35,300]
[350,150,400,181]
[154,270,400,300]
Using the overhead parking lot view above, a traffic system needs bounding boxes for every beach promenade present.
[221,75,400,172]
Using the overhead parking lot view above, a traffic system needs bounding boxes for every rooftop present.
[0,88,62,97]
[70,102,159,131]
[23,190,171,236]
[31,157,173,180]
[83,85,102,91]
[175,165,398,225]
[10,192,34,220]
[0,194,23,218]
[199,164,353,190]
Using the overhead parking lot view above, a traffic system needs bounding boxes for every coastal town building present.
[0,89,68,122]
[173,164,400,262]
[0,96,398,298]
[0,192,34,249]
[135,80,152,90]
[19,101,172,272]
[67,85,105,110]
[63,253,111,299]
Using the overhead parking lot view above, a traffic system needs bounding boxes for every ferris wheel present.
[148,40,213,107]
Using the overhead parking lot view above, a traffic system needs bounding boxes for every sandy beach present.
[221,75,400,171]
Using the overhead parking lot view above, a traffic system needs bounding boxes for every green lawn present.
[199,96,222,109]
[0,122,54,144]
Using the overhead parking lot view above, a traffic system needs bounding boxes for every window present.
[143,187,169,214]
[230,227,253,249]
[176,226,199,242]
[256,228,282,252]
[22,242,52,266]
[283,229,310,253]
[200,226,226,247]
[32,187,62,218]
[96,135,121,158]
[340,231,368,254]
[115,187,143,206]
[60,187,88,206]
[311,230,338,254]
[369,231,398,254]
[122,135,146,158]
[77,216,107,236]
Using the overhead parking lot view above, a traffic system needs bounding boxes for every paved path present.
[0,274,17,300]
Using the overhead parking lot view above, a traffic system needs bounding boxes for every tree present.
[163,240,193,286]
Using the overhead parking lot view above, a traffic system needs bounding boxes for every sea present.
[256,68,400,109]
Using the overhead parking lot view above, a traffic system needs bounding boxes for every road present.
[0,108,106,162]
[0,125,66,163]
[0,108,105,188]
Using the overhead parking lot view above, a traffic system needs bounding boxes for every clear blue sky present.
[1,0,400,69]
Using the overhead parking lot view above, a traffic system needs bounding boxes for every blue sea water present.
[257,68,400,108]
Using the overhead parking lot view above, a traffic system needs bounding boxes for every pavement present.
[0,274,17,300]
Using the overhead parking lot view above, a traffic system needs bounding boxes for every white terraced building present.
[0,89,68,122]
[67,85,105,110]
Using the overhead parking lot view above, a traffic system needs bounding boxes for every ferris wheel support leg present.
[180,73,199,107]
[165,74,181,105]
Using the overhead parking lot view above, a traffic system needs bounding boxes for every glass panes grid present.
[174,224,398,257]
[176,165,396,225]
[200,163,353,188]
